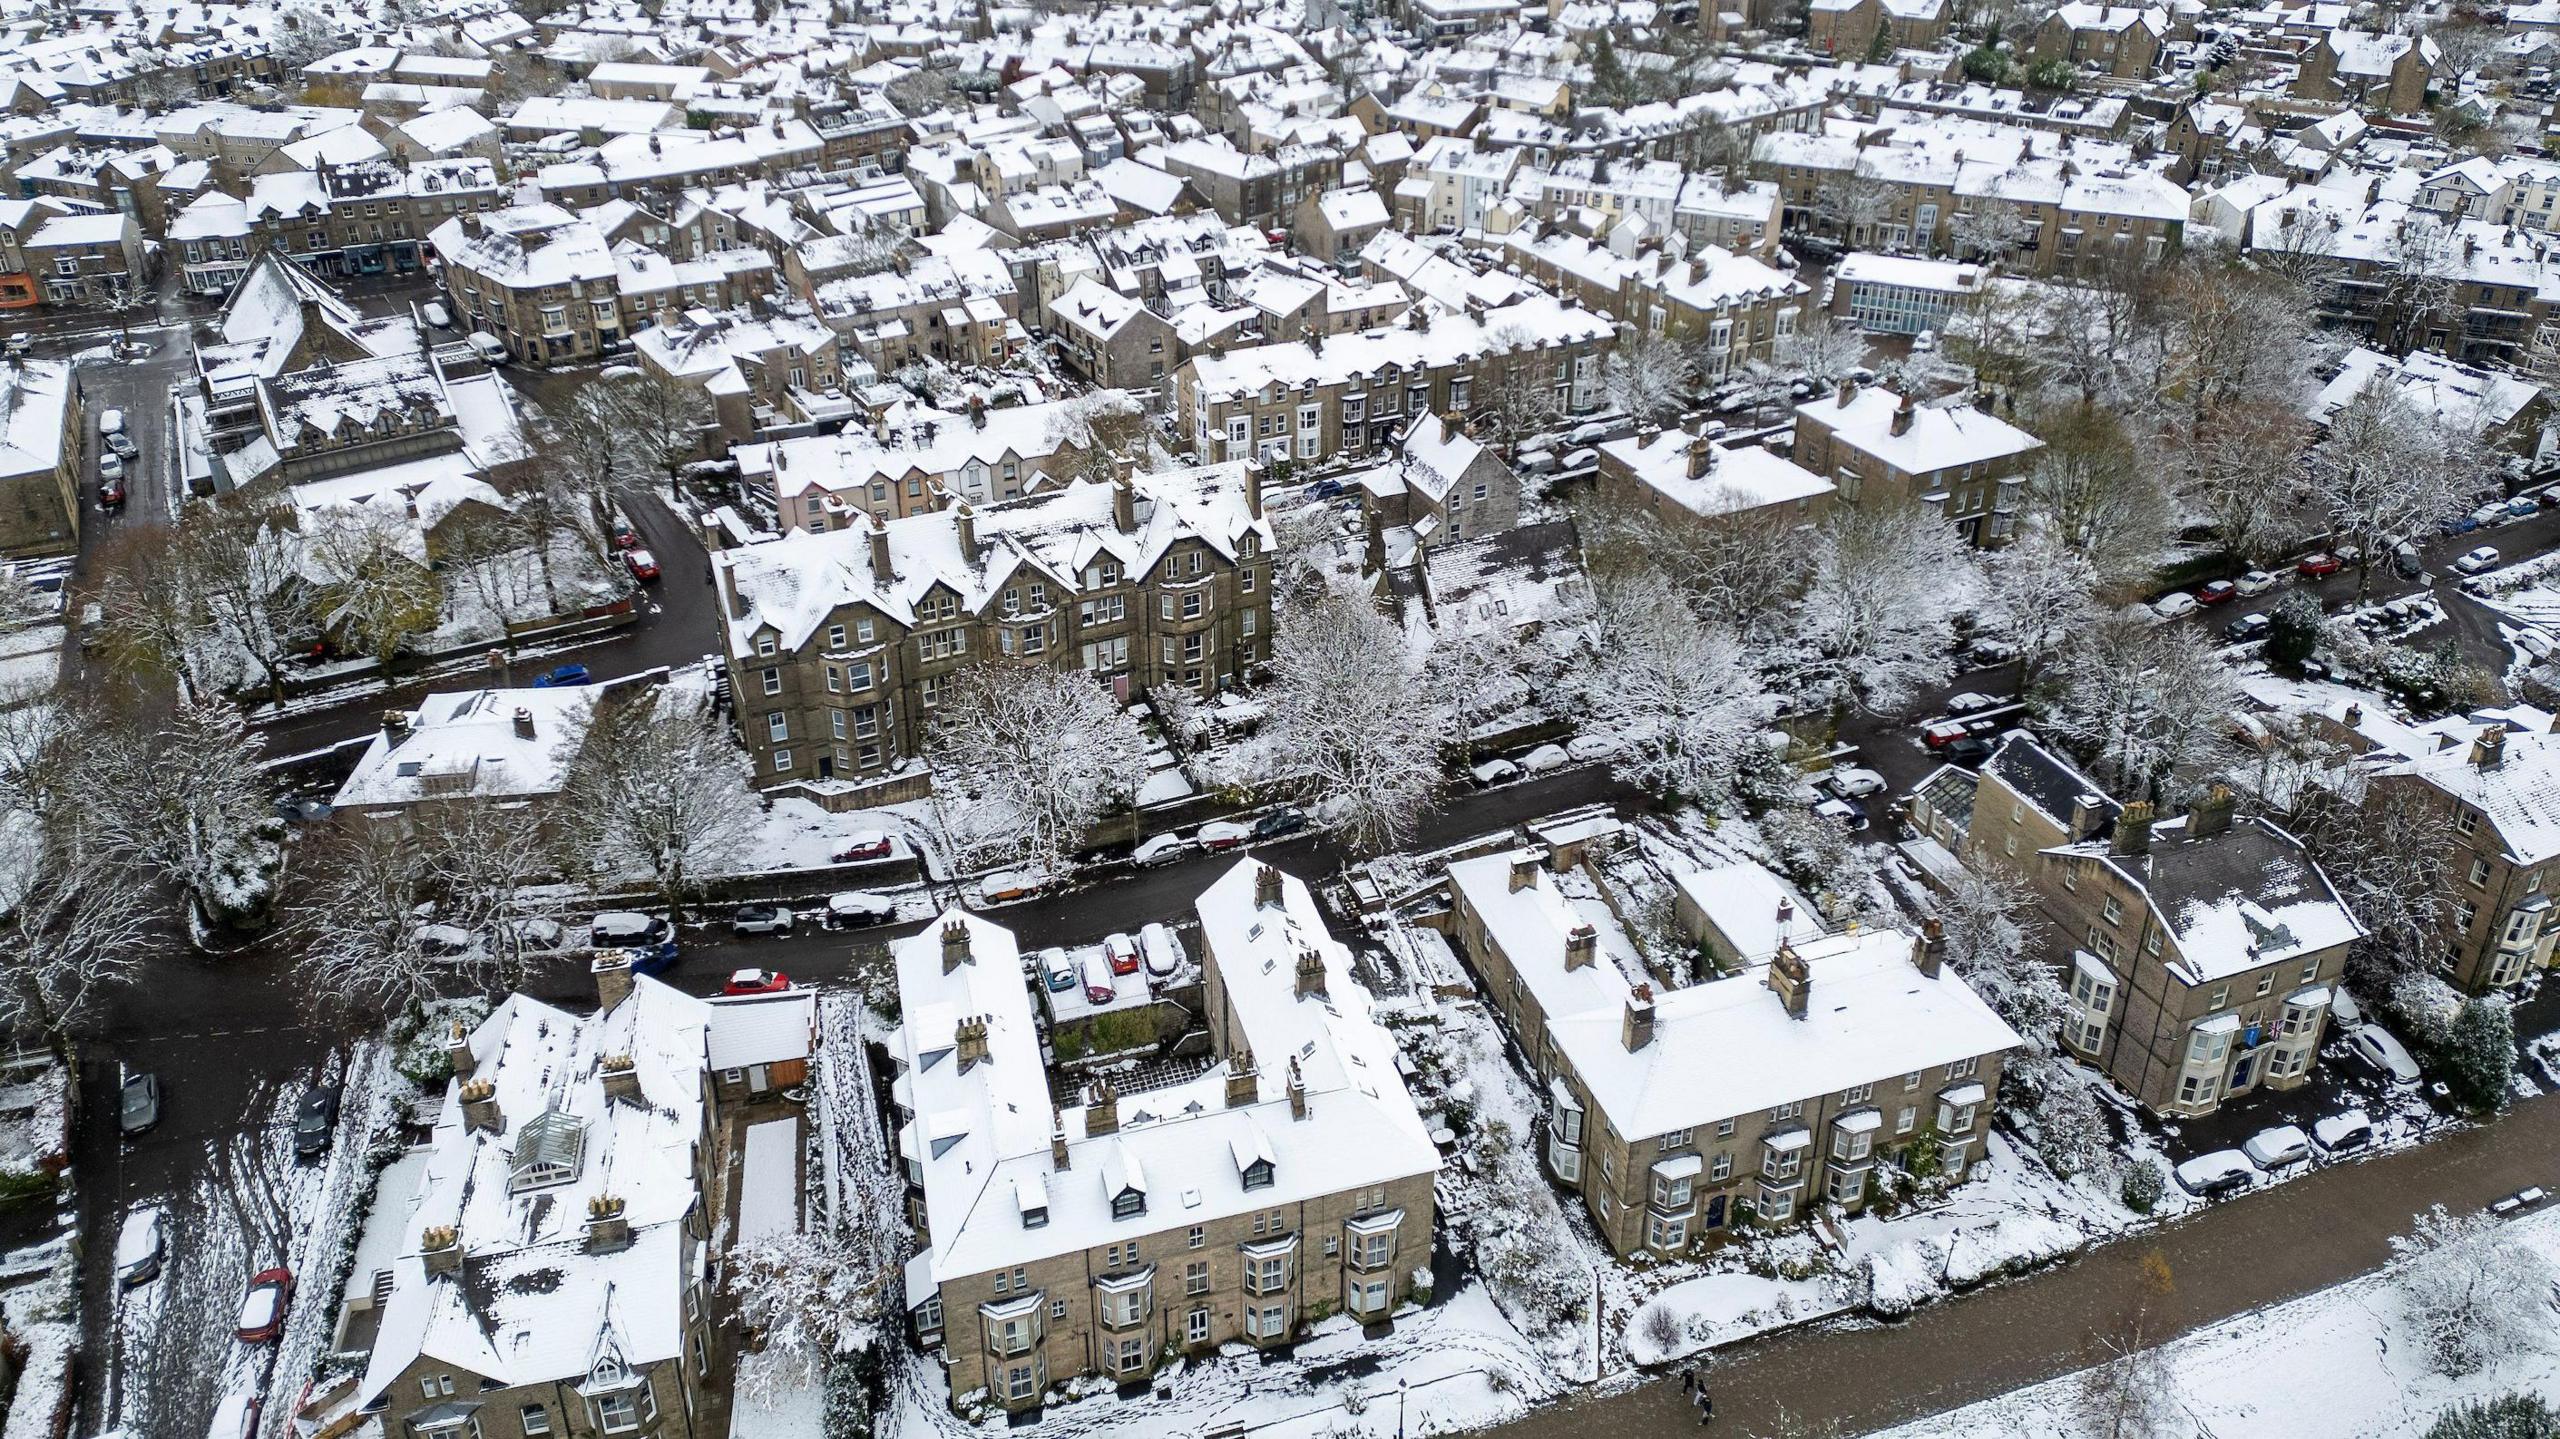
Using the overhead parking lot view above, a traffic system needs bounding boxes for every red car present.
[236,1266,293,1343]
[1922,719,1971,748]
[624,548,660,582]
[2194,580,2238,606]
[610,520,640,550]
[723,968,791,995]
[98,477,125,511]
[831,831,892,863]
[2297,553,2343,579]
[1103,934,1141,976]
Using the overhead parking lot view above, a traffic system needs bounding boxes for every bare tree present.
[2309,381,2476,599]
[1042,390,1149,486]
[2023,404,2178,591]
[2393,1204,2558,1377]
[2073,1251,2184,1439]
[304,506,444,668]
[1814,159,1895,246]
[1603,328,1702,426]
[1977,526,2101,689]
[2174,398,2314,569]
[178,497,315,704]
[2152,261,2315,439]
[552,694,760,918]
[2250,204,2345,305]
[1764,316,1871,386]
[1424,619,1527,757]
[1474,327,1571,445]
[0,698,158,1053]
[1573,485,1815,648]
[1262,588,1443,855]
[2380,218,2466,351]
[1948,198,2032,262]
[2041,614,2241,800]
[927,661,1148,875]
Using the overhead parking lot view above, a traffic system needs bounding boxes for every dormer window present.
[1112,1187,1146,1219]
[1242,1158,1274,1191]
[1022,1204,1048,1229]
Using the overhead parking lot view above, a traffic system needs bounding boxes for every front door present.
[2230,1052,2259,1091]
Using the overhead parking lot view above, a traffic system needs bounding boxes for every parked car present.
[2234,569,2279,597]
[1812,795,1868,830]
[2193,579,2239,607]
[1139,923,1187,978]
[731,903,795,937]
[119,1068,159,1138]
[1250,807,1308,840]
[508,917,566,951]
[1198,820,1252,849]
[1808,771,1879,805]
[2242,1124,2311,1171]
[1306,478,1346,501]
[824,891,894,928]
[1080,952,1116,1005]
[292,1085,340,1160]
[1036,947,1077,994]
[1922,719,1973,748]
[532,663,590,687]
[1103,933,1141,976]
[115,1206,165,1287]
[422,300,453,329]
[2311,1109,2374,1158]
[235,1267,293,1342]
[2296,552,2344,579]
[2492,1186,2550,1218]
[1,333,28,357]
[977,869,1044,904]
[97,407,124,436]
[97,451,123,481]
[1943,692,2001,717]
[722,968,791,995]
[2440,512,2480,536]
[467,331,508,365]
[2222,613,2272,644]
[588,911,676,965]
[1566,733,1621,762]
[2470,503,2508,530]
[1516,743,1568,775]
[413,923,475,958]
[105,431,137,459]
[1947,735,1995,766]
[2348,1026,2423,1083]
[831,831,892,862]
[609,520,640,550]
[2454,545,2502,575]
[2174,1150,2256,1199]
[1131,832,1195,866]
[207,1393,262,1439]
[2150,591,2199,621]
[98,476,124,511]
[1470,758,1520,786]
[624,548,661,582]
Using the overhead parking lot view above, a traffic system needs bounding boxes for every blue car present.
[2507,496,2541,519]
[1306,478,1345,501]
[2440,514,2479,536]
[532,663,591,687]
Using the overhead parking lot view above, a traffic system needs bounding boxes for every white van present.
[207,1393,261,1439]
[467,331,509,365]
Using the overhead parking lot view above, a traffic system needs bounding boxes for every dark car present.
[1251,807,1308,841]
[2222,613,2272,644]
[1306,478,1346,501]
[610,520,641,550]
[119,1069,160,1138]
[293,1085,340,1160]
[1947,735,1995,767]
[532,663,590,688]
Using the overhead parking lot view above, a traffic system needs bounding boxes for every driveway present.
[1489,1089,2560,1439]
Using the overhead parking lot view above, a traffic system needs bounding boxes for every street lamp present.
[1397,1378,1409,1439]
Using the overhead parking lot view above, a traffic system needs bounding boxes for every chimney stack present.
[1112,470,1136,533]
[599,1053,641,1104]
[940,919,972,973]
[1508,854,1540,892]
[954,502,977,559]
[1225,1046,1259,1107]
[1244,458,1263,518]
[1050,1108,1071,1169]
[967,393,986,429]
[1622,983,1657,1052]
[955,1015,990,1069]
[445,1020,474,1081]
[1914,917,1945,978]
[460,1078,503,1134]
[2190,782,2237,838]
[512,707,535,740]
[421,1225,462,1277]
[1254,863,1284,909]
[2474,723,2509,770]
[1687,434,1715,479]
[591,949,634,1013]
[1890,392,1916,437]
[1286,1056,1308,1120]
[1767,943,1811,1020]
[1837,376,1858,408]
[584,1195,631,1253]
[383,708,412,742]
[868,511,894,579]
[1086,1077,1119,1136]
[1563,923,1598,971]
[2344,702,2363,727]
[1294,946,1327,999]
[2112,800,2156,856]
[2069,792,2105,842]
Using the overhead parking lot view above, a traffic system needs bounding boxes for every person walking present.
[1700,1392,1715,1425]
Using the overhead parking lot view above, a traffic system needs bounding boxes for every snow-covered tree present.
[1263,588,1443,855]
[2251,204,2345,304]
[2174,398,2313,571]
[1949,199,2033,262]
[2440,995,2516,1113]
[1790,498,1975,717]
[2310,382,2478,599]
[1043,390,1148,484]
[1938,866,2064,1050]
[1578,572,1773,804]
[2153,262,2316,439]
[1424,619,1527,756]
[927,662,1148,874]
[1977,527,2101,687]
[727,1227,888,1403]
[1758,806,1869,920]
[2023,404,2176,589]
[2392,1204,2558,1377]
[289,807,545,1016]
[1573,486,1813,649]
[0,711,156,1053]
[306,505,444,667]
[2029,1065,2110,1179]
[2040,615,2240,800]
[267,3,350,70]
[1764,316,1870,386]
[1475,326,1571,444]
[1602,328,1700,426]
[553,696,759,917]
[2423,1392,2560,1439]
[1814,159,1894,244]
[129,697,286,935]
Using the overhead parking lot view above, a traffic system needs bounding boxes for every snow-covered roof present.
[705,990,816,1072]
[334,685,601,809]
[1599,428,1832,518]
[1451,851,2018,1140]
[2312,347,2541,440]
[2379,718,2560,865]
[2052,815,2364,984]
[0,360,72,480]
[1796,384,2044,476]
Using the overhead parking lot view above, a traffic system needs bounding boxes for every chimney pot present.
[590,949,634,1013]
[1086,1077,1121,1136]
[421,1224,462,1276]
[460,1078,503,1134]
[1294,946,1327,999]
[1622,983,1657,1051]
[2112,800,2157,856]
[1563,923,1599,971]
[512,707,535,739]
[1254,863,1284,909]
[2474,724,2509,770]
[599,1053,641,1103]
[584,1194,632,1253]
[940,919,972,973]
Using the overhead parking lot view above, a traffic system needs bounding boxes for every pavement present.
[1493,1084,2560,1439]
